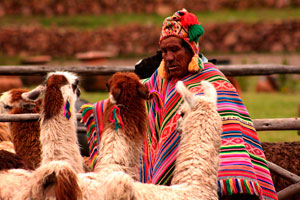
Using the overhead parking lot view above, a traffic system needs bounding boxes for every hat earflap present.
[158,60,170,79]
[188,54,204,73]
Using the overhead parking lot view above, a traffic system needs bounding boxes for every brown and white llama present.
[22,71,85,174]
[0,72,84,200]
[30,72,158,200]
[0,88,42,169]
[104,80,222,200]
[93,71,152,180]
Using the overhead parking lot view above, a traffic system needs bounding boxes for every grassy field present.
[1,8,300,29]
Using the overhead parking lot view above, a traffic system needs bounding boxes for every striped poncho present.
[81,62,277,200]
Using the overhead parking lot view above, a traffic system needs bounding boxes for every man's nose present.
[164,51,174,62]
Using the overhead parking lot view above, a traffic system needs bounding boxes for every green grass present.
[80,90,108,104]
[242,91,300,142]
[1,8,300,29]
[238,76,300,142]
[0,55,22,65]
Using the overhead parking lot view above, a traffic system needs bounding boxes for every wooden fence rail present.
[1,114,300,132]
[267,161,300,200]
[0,64,300,76]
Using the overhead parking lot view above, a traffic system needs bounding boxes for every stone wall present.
[0,0,299,16]
[0,20,299,57]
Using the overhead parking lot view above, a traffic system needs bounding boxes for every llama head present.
[134,50,162,79]
[105,72,156,137]
[175,81,217,133]
[22,71,80,120]
[107,72,151,105]
[0,88,41,114]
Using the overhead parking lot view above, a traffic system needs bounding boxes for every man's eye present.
[170,47,179,52]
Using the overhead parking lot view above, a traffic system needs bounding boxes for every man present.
[140,9,277,200]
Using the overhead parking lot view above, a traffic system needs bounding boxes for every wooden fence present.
[1,63,300,199]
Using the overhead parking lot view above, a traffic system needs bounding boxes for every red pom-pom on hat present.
[180,12,200,27]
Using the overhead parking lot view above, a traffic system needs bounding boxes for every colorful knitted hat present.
[159,8,205,55]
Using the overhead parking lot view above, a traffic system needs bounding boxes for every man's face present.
[160,37,193,79]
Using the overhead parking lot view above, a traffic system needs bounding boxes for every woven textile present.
[140,62,277,199]
[81,62,277,199]
[81,101,108,169]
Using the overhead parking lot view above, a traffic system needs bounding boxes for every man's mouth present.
[168,65,177,71]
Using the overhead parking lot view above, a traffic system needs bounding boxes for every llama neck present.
[94,126,143,180]
[40,109,84,173]
[9,108,41,169]
[9,121,41,169]
[94,102,146,180]
[171,103,222,190]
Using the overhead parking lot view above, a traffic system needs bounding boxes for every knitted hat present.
[159,8,205,55]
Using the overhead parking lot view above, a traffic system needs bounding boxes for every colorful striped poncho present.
[81,62,277,200]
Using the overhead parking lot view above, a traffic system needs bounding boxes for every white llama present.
[103,80,222,200]
[22,71,85,174]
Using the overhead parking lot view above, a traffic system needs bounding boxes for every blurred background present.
[0,0,300,142]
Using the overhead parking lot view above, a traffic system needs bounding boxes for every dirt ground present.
[262,141,300,200]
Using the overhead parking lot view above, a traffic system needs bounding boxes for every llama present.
[22,71,85,174]
[104,80,222,200]
[30,72,158,200]
[0,72,84,200]
[0,72,83,200]
[92,72,152,180]
[0,88,42,169]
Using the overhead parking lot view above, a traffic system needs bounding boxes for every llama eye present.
[178,111,184,118]
[4,104,12,110]
[72,84,77,93]
[106,83,110,91]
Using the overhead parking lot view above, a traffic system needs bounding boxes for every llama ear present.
[111,87,121,102]
[175,81,197,109]
[201,81,217,106]
[137,84,149,100]
[22,85,46,102]
[106,79,112,92]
